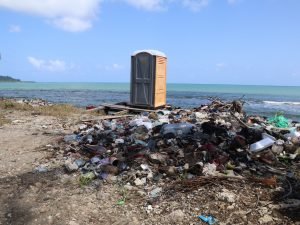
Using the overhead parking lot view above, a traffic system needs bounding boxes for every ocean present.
[0,82,300,120]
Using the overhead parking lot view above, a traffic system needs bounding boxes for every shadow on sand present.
[0,168,67,225]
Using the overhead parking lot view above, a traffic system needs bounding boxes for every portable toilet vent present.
[130,50,167,109]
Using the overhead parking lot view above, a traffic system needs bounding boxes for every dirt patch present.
[0,112,10,126]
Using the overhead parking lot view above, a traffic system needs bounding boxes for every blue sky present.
[0,0,299,85]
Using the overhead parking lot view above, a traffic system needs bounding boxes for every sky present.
[0,0,300,85]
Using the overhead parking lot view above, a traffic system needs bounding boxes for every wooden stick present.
[81,114,135,122]
[111,109,129,115]
[230,111,252,129]
[86,106,106,111]
[100,103,156,112]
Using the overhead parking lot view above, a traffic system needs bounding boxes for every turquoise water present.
[0,82,131,91]
[0,82,300,120]
[0,82,300,97]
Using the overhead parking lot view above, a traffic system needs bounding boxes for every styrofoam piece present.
[129,117,153,129]
[250,133,276,153]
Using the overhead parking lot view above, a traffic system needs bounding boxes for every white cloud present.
[216,62,227,67]
[123,0,166,11]
[227,0,240,4]
[1,0,240,32]
[122,0,212,12]
[0,0,101,32]
[182,0,211,11]
[119,0,237,12]
[9,24,21,32]
[98,63,124,71]
[112,63,124,70]
[27,56,73,72]
[216,62,227,71]
[105,63,124,71]
[51,17,92,32]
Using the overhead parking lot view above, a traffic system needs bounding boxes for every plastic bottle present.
[160,122,194,138]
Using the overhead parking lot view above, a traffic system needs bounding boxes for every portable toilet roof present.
[132,49,166,58]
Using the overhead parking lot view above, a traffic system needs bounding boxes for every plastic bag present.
[268,113,290,128]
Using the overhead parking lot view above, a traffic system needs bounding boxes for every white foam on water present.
[263,101,300,106]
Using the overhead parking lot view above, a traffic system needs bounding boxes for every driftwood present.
[100,103,156,113]
[86,106,106,111]
[110,109,129,115]
[81,114,134,122]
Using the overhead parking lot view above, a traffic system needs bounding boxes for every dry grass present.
[0,113,10,126]
[0,100,33,111]
[0,99,84,118]
[37,104,83,117]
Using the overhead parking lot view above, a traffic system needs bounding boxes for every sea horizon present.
[7,81,300,87]
[1,82,300,120]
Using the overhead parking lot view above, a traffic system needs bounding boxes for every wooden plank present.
[86,106,106,111]
[110,109,129,116]
[81,114,135,122]
[154,56,167,108]
[100,103,157,112]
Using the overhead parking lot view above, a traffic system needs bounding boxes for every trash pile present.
[16,98,53,107]
[62,99,300,191]
[0,97,53,107]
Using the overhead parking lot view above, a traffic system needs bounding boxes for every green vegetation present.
[0,75,21,82]
[79,172,95,186]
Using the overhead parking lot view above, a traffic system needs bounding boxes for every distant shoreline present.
[0,81,35,83]
[0,75,22,83]
[0,80,299,87]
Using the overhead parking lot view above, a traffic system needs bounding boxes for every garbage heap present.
[0,97,53,107]
[63,100,300,189]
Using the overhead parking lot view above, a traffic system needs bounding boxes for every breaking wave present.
[263,101,300,106]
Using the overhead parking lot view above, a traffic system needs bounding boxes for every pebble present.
[147,172,153,179]
[69,221,79,225]
[64,159,79,172]
[227,205,235,210]
[259,215,273,224]
[150,187,162,198]
[48,215,53,223]
[167,209,185,223]
[137,190,146,196]
[35,165,48,173]
[134,177,146,186]
[217,189,236,203]
[124,184,134,191]
[258,207,269,216]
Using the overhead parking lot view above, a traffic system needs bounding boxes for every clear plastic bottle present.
[160,122,194,138]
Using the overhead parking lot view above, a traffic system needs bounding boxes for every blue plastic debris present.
[35,165,48,173]
[64,134,82,143]
[198,215,216,225]
[74,159,86,167]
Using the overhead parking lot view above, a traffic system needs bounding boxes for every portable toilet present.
[130,50,167,109]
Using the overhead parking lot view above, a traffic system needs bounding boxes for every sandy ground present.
[0,109,299,225]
